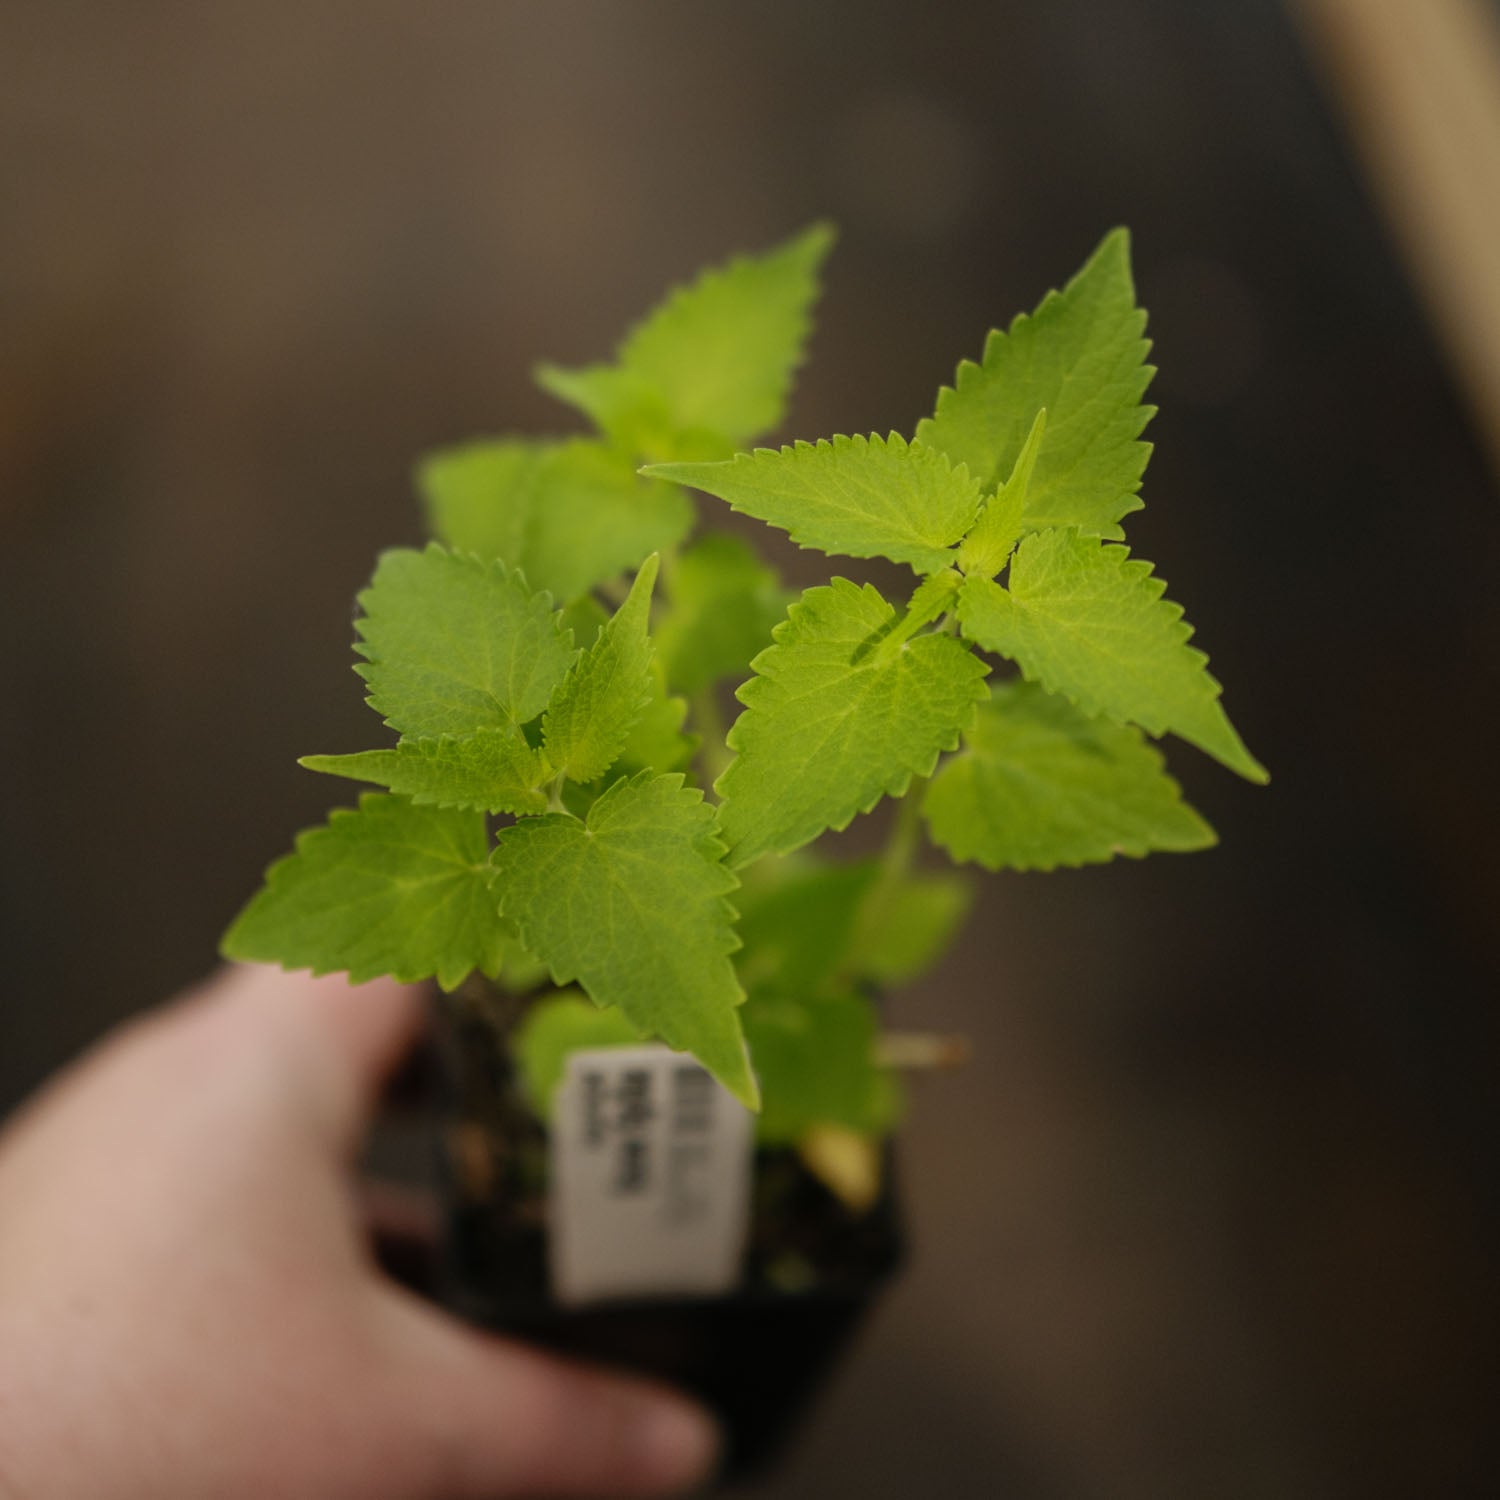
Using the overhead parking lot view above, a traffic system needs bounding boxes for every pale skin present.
[0,965,719,1499]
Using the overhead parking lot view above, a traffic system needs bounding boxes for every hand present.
[0,965,718,1499]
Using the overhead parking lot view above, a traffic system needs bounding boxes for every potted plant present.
[222,225,1265,1474]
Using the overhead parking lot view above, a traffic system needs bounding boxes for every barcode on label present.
[549,1045,753,1307]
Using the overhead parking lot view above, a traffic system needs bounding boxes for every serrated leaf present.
[735,858,880,997]
[221,794,503,991]
[918,229,1154,539]
[851,869,974,986]
[958,407,1045,578]
[543,555,659,784]
[490,772,756,1106]
[742,990,902,1146]
[716,578,990,867]
[512,991,645,1120]
[355,544,575,739]
[536,223,834,459]
[957,530,1266,782]
[655,533,789,696]
[298,726,550,815]
[647,433,979,574]
[925,679,1217,870]
[418,438,691,603]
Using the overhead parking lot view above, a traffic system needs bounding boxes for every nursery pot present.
[431,986,905,1480]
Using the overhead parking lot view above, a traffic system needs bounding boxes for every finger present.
[213,963,428,1142]
[377,1292,720,1498]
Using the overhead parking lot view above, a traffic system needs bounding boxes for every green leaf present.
[418,438,691,603]
[956,531,1266,782]
[489,923,553,996]
[647,433,979,574]
[536,223,834,458]
[735,858,880,996]
[542,555,659,784]
[221,794,503,991]
[717,578,990,867]
[850,869,974,986]
[957,407,1045,578]
[299,726,550,815]
[925,680,1217,870]
[355,544,575,739]
[742,990,902,1146]
[615,660,699,777]
[559,593,610,652]
[655,533,789,696]
[512,991,645,1120]
[490,772,756,1107]
[917,229,1154,539]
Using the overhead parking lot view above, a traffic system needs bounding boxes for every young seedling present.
[224,224,1265,1194]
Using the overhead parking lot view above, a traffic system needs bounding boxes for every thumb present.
[376,1290,720,1498]
[213,962,427,1147]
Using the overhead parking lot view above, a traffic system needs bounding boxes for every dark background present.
[2,3,1496,1496]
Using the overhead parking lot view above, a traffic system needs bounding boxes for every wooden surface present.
[1295,0,1500,475]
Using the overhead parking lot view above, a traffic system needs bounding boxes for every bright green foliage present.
[490,772,756,1107]
[418,438,691,604]
[958,408,1045,578]
[741,991,902,1146]
[655,534,788,696]
[614,662,699,777]
[957,531,1266,781]
[224,226,1264,1133]
[488,924,553,996]
[851,869,974,986]
[356,545,575,738]
[925,680,1216,870]
[513,991,645,1119]
[648,433,980,574]
[222,794,503,991]
[299,727,549,815]
[918,229,1154,539]
[733,853,967,993]
[543,555,659,783]
[716,579,991,867]
[536,224,834,460]
[734,858,880,996]
[559,593,609,652]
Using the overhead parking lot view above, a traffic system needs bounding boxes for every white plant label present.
[549,1044,754,1308]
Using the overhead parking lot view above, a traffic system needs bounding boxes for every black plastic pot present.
[432,992,905,1480]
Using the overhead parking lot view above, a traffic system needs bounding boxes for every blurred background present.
[3,1,1498,1495]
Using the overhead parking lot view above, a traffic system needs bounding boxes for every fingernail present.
[635,1395,721,1491]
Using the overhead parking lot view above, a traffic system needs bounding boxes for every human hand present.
[0,965,718,1499]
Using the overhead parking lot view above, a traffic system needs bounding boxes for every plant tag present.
[549,1044,753,1307]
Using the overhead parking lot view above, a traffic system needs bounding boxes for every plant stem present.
[881,773,928,883]
[691,687,733,792]
[838,775,931,997]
